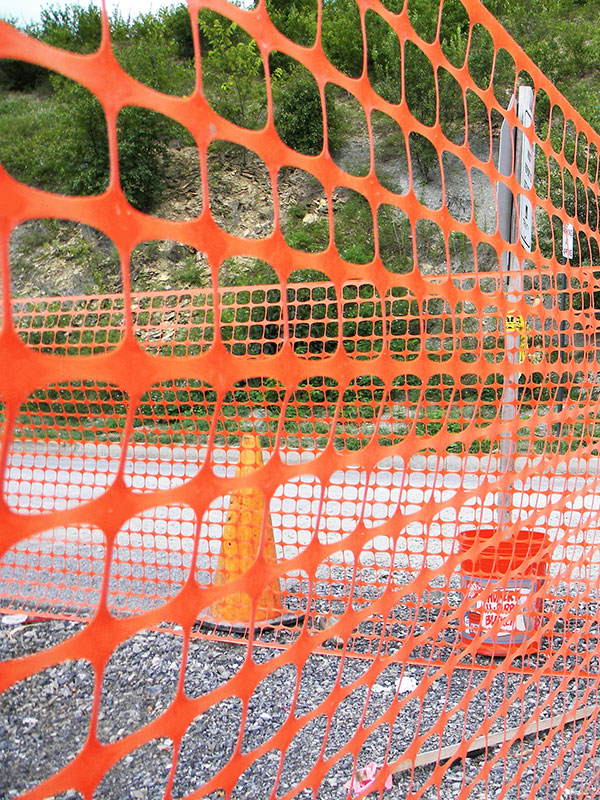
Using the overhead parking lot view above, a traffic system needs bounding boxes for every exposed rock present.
[8,117,497,299]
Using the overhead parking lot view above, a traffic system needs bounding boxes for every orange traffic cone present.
[208,434,284,629]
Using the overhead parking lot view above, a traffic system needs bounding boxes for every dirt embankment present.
[8,118,497,299]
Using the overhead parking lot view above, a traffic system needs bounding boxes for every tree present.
[0,58,48,92]
[116,108,170,211]
[112,15,195,96]
[484,0,600,91]
[365,10,402,104]
[321,0,364,78]
[272,60,326,155]
[35,3,102,53]
[265,0,316,47]
[49,73,110,196]
[198,10,266,130]
[0,3,102,91]
[161,4,195,61]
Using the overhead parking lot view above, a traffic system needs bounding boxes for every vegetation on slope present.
[2,0,597,454]
[3,1,597,209]
[0,0,599,296]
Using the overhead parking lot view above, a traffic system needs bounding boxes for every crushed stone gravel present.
[1,617,599,799]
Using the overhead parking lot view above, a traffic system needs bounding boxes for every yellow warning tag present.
[505,311,527,363]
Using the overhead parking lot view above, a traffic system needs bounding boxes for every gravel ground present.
[2,616,600,800]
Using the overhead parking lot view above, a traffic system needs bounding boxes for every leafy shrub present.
[35,3,102,53]
[0,73,109,195]
[0,59,48,92]
[272,62,325,156]
[266,0,317,47]
[321,0,363,78]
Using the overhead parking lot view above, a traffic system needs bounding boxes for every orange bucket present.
[458,528,548,656]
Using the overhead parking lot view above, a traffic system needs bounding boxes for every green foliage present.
[379,0,404,11]
[404,41,436,127]
[321,0,363,78]
[272,59,325,155]
[0,7,194,210]
[284,203,329,252]
[2,65,176,211]
[4,0,600,236]
[365,10,402,104]
[160,5,195,60]
[198,10,266,129]
[409,132,439,183]
[439,0,470,67]
[0,58,48,92]
[10,219,121,297]
[406,0,439,43]
[49,73,110,196]
[112,14,195,96]
[438,68,465,144]
[0,73,183,211]
[324,85,363,164]
[0,76,109,195]
[334,190,374,264]
[378,206,413,274]
[486,0,592,84]
[34,3,102,53]
[173,255,208,289]
[266,0,317,47]
[17,381,127,443]
[117,108,170,212]
[219,258,279,287]
[397,0,471,148]
[468,24,495,89]
[487,0,600,132]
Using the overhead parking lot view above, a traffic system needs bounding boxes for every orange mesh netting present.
[2,1,600,799]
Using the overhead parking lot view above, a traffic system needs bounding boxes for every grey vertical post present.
[495,87,535,528]
[555,225,572,438]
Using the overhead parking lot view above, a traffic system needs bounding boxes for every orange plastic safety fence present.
[3,2,600,799]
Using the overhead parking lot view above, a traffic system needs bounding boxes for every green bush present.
[321,0,363,78]
[0,59,48,92]
[117,108,170,212]
[365,10,402,104]
[272,61,327,155]
[0,75,109,195]
[266,0,316,47]
[112,14,195,96]
[0,5,194,211]
[35,3,102,53]
[333,190,374,264]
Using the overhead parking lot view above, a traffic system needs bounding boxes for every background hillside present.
[1,0,599,296]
